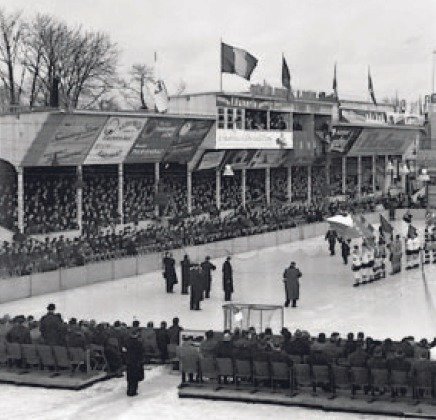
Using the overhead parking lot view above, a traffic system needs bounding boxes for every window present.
[227,108,234,129]
[217,107,225,129]
[235,109,243,129]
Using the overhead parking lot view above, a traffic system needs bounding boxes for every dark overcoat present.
[283,266,301,301]
[222,260,233,293]
[126,336,145,382]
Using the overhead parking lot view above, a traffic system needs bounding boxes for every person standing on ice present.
[201,256,216,299]
[189,264,204,310]
[180,254,191,295]
[325,229,337,256]
[125,327,145,397]
[389,234,403,275]
[222,256,234,301]
[351,245,362,287]
[339,237,351,265]
[162,252,177,293]
[283,261,301,307]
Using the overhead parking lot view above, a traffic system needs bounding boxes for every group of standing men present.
[162,252,234,310]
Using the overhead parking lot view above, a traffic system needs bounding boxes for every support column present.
[265,166,271,206]
[215,169,221,210]
[76,165,83,233]
[17,166,24,234]
[384,155,389,194]
[287,165,292,202]
[372,155,377,194]
[241,168,246,208]
[118,163,124,224]
[342,156,347,195]
[357,156,362,198]
[154,162,160,217]
[187,169,192,215]
[307,165,312,204]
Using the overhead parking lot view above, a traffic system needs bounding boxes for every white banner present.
[216,129,293,149]
[85,117,147,164]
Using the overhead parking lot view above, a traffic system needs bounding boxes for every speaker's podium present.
[222,303,284,333]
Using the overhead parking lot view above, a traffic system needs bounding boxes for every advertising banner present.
[328,127,362,154]
[245,150,289,168]
[216,128,293,149]
[33,114,107,166]
[85,117,147,164]
[164,119,214,163]
[348,127,419,156]
[196,150,226,170]
[125,117,184,163]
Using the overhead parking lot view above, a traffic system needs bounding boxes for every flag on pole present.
[282,54,291,91]
[368,67,377,105]
[221,42,258,80]
[332,62,338,99]
[352,214,375,244]
[380,214,394,235]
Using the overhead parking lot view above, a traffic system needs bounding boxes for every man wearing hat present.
[282,262,301,308]
[125,327,145,397]
[222,256,233,302]
[201,256,216,299]
[40,303,64,345]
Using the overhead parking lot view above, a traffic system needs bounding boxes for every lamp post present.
[400,162,410,206]
[386,159,395,195]
[418,167,431,211]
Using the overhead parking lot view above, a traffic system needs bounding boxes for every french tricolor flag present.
[221,42,258,81]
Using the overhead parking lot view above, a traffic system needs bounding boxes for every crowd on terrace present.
[0,162,417,278]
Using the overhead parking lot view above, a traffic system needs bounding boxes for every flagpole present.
[220,38,223,92]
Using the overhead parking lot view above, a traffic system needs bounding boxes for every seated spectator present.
[199,330,218,358]
[387,350,411,372]
[40,303,65,346]
[140,321,158,357]
[348,343,368,367]
[367,347,387,369]
[168,317,183,345]
[215,331,234,358]
[6,315,31,344]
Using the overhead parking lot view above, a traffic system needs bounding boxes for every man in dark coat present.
[201,256,216,299]
[339,238,351,265]
[283,262,301,307]
[39,303,64,345]
[163,252,177,293]
[189,265,204,310]
[6,316,31,344]
[125,328,145,397]
[222,256,233,301]
[325,229,337,256]
[168,317,183,345]
[156,321,170,363]
[180,254,191,295]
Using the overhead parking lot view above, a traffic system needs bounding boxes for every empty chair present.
[312,365,331,395]
[216,358,234,385]
[253,360,271,389]
[390,370,410,399]
[331,365,351,397]
[271,361,291,391]
[294,363,312,391]
[37,345,56,371]
[369,368,389,400]
[199,357,218,387]
[6,342,22,367]
[234,359,252,388]
[0,340,8,366]
[21,344,40,369]
[69,347,90,373]
[53,346,72,372]
[350,367,370,397]
[177,348,199,384]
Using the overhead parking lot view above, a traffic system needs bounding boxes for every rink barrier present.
[0,208,425,303]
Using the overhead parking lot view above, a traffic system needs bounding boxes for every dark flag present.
[282,54,291,91]
[368,67,377,105]
[332,62,338,100]
[380,214,393,235]
[221,42,258,80]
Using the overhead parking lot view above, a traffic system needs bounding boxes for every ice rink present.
[2,219,436,419]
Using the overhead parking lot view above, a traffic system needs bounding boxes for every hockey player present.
[351,245,362,287]
[367,242,375,282]
[377,237,387,279]
[373,243,382,280]
[360,242,370,284]
[405,236,414,270]
[411,234,421,269]
[424,226,432,264]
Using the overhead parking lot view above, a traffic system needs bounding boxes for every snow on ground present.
[2,219,436,419]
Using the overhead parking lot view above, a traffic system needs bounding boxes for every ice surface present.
[2,219,436,419]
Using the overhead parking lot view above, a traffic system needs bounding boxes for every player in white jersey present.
[360,243,371,284]
[411,235,421,269]
[367,244,375,282]
[378,237,387,279]
[405,237,413,270]
[351,245,362,287]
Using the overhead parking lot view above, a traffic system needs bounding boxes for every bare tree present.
[0,8,26,106]
[121,63,154,109]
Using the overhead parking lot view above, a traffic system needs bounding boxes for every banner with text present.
[125,117,184,163]
[216,128,293,149]
[25,114,108,166]
[85,117,147,164]
[163,119,214,163]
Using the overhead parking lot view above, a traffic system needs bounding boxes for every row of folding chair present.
[0,341,91,374]
[179,354,436,402]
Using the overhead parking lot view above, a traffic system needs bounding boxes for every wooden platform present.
[179,385,436,419]
[0,369,109,390]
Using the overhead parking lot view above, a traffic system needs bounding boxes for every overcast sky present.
[1,0,435,101]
